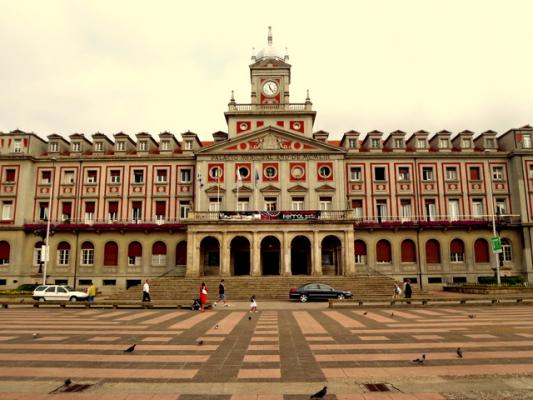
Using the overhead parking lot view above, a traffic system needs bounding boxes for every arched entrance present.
[261,236,281,275]
[291,235,311,275]
[199,236,220,276]
[321,235,342,275]
[231,236,250,276]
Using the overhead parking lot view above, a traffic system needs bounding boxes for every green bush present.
[477,276,525,285]
[15,283,39,291]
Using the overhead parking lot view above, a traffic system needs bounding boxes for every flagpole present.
[236,171,240,213]
[217,167,221,217]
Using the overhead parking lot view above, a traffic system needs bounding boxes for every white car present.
[32,285,89,302]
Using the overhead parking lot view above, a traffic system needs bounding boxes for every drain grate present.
[364,383,391,392]
[50,383,93,394]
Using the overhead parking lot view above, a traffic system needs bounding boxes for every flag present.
[236,168,243,188]
[255,168,260,183]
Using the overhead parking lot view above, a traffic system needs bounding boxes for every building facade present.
[1,28,533,290]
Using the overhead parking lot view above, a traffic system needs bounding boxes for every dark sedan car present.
[289,283,352,302]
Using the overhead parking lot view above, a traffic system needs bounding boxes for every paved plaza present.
[0,303,532,399]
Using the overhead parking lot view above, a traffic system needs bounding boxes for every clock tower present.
[225,27,316,138]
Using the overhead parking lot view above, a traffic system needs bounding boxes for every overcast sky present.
[1,0,532,141]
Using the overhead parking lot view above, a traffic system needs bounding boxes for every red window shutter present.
[128,242,142,257]
[401,240,417,263]
[104,242,118,266]
[0,241,10,259]
[474,239,490,263]
[155,201,166,216]
[62,202,72,215]
[157,169,167,177]
[108,201,118,213]
[376,240,391,262]
[176,241,187,265]
[81,241,94,250]
[426,240,441,263]
[110,170,120,177]
[5,169,15,182]
[57,241,70,250]
[85,202,95,213]
[352,200,363,208]
[152,241,166,255]
[88,170,97,178]
[450,239,464,253]
[40,202,49,209]
[354,240,366,256]
[470,167,480,180]
[42,171,51,180]
[132,201,142,209]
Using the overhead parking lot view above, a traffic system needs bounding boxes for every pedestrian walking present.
[142,279,151,302]
[87,283,96,303]
[392,282,402,300]
[199,282,208,312]
[403,279,412,302]
[249,295,257,312]
[214,279,228,307]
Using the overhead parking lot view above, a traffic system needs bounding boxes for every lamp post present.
[487,182,501,286]
[42,157,56,285]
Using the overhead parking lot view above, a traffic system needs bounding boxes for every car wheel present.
[337,294,345,300]
[299,294,308,303]
[69,296,78,302]
[38,297,46,302]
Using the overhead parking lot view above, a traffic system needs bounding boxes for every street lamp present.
[42,157,56,285]
[487,183,501,286]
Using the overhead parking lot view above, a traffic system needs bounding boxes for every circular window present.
[239,122,249,131]
[319,165,332,178]
[291,165,304,179]
[209,166,223,179]
[238,166,249,179]
[292,122,301,130]
[264,166,277,179]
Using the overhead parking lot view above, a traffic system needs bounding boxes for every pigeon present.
[214,324,219,329]
[456,347,463,358]
[197,340,204,346]
[19,299,24,303]
[390,312,394,317]
[468,314,476,319]
[412,354,426,364]
[248,316,252,320]
[32,333,39,338]
[310,386,327,399]
[64,378,72,386]
[124,344,136,353]
[363,311,368,315]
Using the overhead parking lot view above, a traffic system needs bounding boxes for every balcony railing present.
[229,103,311,112]
[23,218,186,232]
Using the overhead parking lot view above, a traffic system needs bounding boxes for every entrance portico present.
[186,221,355,277]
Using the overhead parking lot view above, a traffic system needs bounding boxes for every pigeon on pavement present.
[124,344,136,353]
[456,347,463,358]
[248,316,252,320]
[214,324,219,329]
[197,340,204,346]
[412,354,426,364]
[310,386,327,399]
[390,312,394,317]
[468,314,476,319]
[32,333,39,338]
[64,378,72,386]
[363,311,368,315]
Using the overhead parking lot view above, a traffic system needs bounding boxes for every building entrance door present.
[231,236,250,276]
[291,235,311,275]
[261,236,280,275]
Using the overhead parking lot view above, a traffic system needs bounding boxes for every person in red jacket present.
[199,282,208,312]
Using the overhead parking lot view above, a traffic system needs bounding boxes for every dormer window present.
[371,138,380,149]
[462,138,471,148]
[72,142,81,152]
[95,142,103,152]
[116,141,125,151]
[439,138,449,148]
[185,141,193,150]
[394,139,404,148]
[49,142,59,152]
[13,139,22,153]
[416,139,426,149]
[161,141,170,150]
[348,138,357,148]
[485,138,495,148]
[138,141,147,151]
[523,134,532,149]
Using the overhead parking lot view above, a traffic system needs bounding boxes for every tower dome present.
[255,26,285,61]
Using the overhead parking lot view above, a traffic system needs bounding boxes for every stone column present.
[312,231,322,276]
[251,233,261,276]
[344,229,356,276]
[220,233,230,276]
[185,232,199,277]
[282,231,291,276]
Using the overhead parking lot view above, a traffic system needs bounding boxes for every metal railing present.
[229,103,310,112]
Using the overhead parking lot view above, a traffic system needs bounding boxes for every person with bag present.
[199,282,208,312]
[393,282,402,300]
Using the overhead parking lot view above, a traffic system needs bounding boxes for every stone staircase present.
[107,274,426,301]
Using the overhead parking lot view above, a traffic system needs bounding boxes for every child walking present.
[249,295,257,313]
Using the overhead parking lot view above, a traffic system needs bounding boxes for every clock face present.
[262,80,279,96]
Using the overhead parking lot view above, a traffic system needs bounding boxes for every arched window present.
[81,242,94,266]
[401,239,417,263]
[425,239,441,264]
[128,242,142,266]
[33,241,44,266]
[450,239,465,262]
[0,241,10,265]
[152,241,167,266]
[57,241,70,266]
[501,238,512,262]
[354,240,367,264]
[376,240,392,263]
[474,239,490,263]
[104,242,118,266]
[176,241,187,266]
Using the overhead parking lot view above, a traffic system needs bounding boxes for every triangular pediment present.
[288,184,308,192]
[205,185,226,194]
[196,126,345,154]
[232,185,253,193]
[315,184,336,192]
[259,185,280,192]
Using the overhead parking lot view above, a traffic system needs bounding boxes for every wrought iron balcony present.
[23,218,186,232]
[228,103,311,112]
